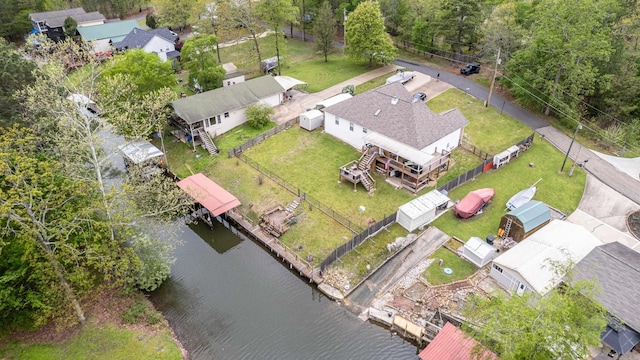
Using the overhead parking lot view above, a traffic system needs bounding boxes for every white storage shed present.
[461,237,497,268]
[493,145,520,169]
[396,189,450,232]
[299,109,324,131]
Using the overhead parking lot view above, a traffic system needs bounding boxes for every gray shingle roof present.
[114,27,176,50]
[46,11,106,28]
[172,76,284,124]
[29,7,86,22]
[324,82,468,149]
[571,242,640,332]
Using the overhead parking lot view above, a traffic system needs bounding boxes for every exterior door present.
[516,283,526,296]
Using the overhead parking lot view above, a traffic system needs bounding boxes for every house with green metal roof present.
[498,200,551,242]
[170,75,285,153]
[77,20,141,53]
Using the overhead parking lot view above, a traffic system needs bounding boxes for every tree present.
[0,0,40,42]
[505,0,616,118]
[152,0,198,30]
[313,0,336,62]
[378,0,409,37]
[217,0,266,71]
[63,16,78,37]
[438,0,482,53]
[102,49,175,95]
[257,0,299,75]
[180,34,226,91]
[462,277,607,359]
[345,1,397,67]
[146,13,157,29]
[477,2,526,63]
[0,38,36,127]
[246,103,274,129]
[0,126,137,327]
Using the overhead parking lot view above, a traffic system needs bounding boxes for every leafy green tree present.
[478,2,526,63]
[438,0,482,53]
[217,0,267,71]
[246,103,274,129]
[180,34,226,91]
[102,49,175,95]
[0,0,40,42]
[462,279,607,360]
[63,16,78,36]
[257,0,299,75]
[378,0,409,36]
[505,0,616,118]
[0,38,36,127]
[313,0,335,62]
[152,0,198,30]
[146,13,157,29]
[345,1,397,66]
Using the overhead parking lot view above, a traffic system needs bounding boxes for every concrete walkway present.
[271,64,401,123]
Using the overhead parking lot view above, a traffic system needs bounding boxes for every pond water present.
[151,221,421,359]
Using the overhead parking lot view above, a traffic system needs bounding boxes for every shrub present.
[246,103,275,129]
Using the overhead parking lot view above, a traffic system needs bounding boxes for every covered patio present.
[362,132,450,193]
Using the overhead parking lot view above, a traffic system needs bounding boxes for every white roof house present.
[490,219,602,295]
[462,237,497,268]
[396,189,450,232]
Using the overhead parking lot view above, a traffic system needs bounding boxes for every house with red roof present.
[419,322,499,360]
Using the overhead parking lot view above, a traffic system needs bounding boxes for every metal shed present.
[396,189,450,232]
[498,200,551,242]
[461,237,497,268]
[299,109,324,131]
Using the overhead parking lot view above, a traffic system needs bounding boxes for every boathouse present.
[177,173,241,227]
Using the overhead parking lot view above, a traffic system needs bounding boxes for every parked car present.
[460,62,481,75]
[454,188,495,218]
[412,92,427,103]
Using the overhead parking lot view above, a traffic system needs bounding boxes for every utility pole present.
[486,48,501,107]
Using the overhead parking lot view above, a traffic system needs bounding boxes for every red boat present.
[454,188,495,219]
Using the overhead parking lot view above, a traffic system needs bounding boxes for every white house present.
[324,82,468,193]
[171,75,285,138]
[396,189,450,232]
[489,219,602,295]
[323,82,468,155]
[461,237,497,268]
[113,27,180,61]
[222,63,245,87]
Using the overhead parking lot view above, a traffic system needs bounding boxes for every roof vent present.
[374,109,381,116]
[391,97,399,105]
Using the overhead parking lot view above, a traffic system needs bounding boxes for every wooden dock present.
[223,210,323,284]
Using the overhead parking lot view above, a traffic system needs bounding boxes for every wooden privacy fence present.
[460,139,492,160]
[320,212,397,272]
[228,118,298,157]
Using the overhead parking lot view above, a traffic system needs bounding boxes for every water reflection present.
[152,220,420,360]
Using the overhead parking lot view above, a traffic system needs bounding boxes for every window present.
[227,81,231,86]
[349,122,354,131]
[205,117,211,127]
[216,115,221,124]
[493,264,503,273]
[334,116,339,125]
[224,112,229,118]
[363,128,368,133]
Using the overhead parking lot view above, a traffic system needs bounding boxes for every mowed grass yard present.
[431,135,586,241]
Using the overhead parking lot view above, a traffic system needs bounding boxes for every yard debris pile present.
[322,267,351,292]
[387,233,418,252]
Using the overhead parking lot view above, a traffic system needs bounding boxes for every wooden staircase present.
[358,152,376,171]
[196,128,218,155]
[360,173,375,193]
[285,198,300,213]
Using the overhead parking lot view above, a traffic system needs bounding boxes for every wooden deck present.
[224,210,323,284]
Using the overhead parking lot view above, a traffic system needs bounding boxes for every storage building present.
[299,109,324,131]
[461,237,497,268]
[498,200,551,242]
[396,189,450,232]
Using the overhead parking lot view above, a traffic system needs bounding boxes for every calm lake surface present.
[151,221,420,360]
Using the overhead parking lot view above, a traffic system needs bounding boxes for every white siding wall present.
[324,112,368,149]
[259,93,283,107]
[489,263,534,294]
[144,36,174,62]
[203,108,246,137]
[420,129,462,154]
[223,75,245,87]
[77,20,105,27]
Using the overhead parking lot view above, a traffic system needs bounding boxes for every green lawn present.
[0,324,181,360]
[427,88,534,154]
[284,56,378,93]
[431,135,587,241]
[423,247,477,285]
[330,223,409,285]
[354,72,396,95]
